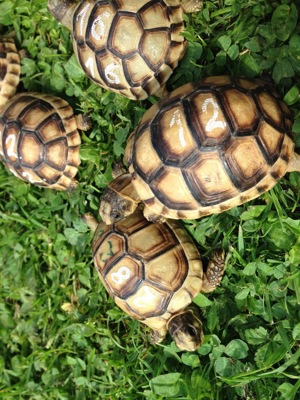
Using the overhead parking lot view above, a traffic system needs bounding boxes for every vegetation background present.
[0,0,300,399]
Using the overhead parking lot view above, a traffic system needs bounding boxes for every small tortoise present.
[47,0,202,100]
[100,76,300,223]
[0,38,20,111]
[84,206,225,351]
[0,92,90,190]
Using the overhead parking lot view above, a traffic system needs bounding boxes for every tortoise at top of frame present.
[47,0,203,100]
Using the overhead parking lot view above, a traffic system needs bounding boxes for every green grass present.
[0,0,300,399]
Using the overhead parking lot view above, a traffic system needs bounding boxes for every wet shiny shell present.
[0,38,20,109]
[92,207,203,331]
[72,0,187,100]
[0,93,81,190]
[125,76,294,220]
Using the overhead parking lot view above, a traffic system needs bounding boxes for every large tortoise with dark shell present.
[100,75,300,224]
[84,206,225,351]
[47,0,202,100]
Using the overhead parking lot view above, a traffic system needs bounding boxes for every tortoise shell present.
[125,75,295,220]
[0,93,82,190]
[62,0,192,100]
[92,206,204,333]
[0,38,20,110]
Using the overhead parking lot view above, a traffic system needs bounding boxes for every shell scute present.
[45,139,68,170]
[183,151,239,206]
[140,30,170,69]
[126,282,171,319]
[221,89,258,133]
[257,91,284,127]
[105,256,144,299]
[93,232,126,274]
[19,133,43,168]
[145,246,188,291]
[221,136,270,190]
[154,104,197,164]
[128,223,178,260]
[85,3,115,51]
[188,92,229,146]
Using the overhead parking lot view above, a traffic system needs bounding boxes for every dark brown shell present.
[0,93,81,190]
[0,38,20,110]
[125,76,295,220]
[92,207,203,331]
[72,0,187,100]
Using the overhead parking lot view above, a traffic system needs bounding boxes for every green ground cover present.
[0,1,299,399]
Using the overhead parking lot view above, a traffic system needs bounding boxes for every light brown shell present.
[0,93,81,190]
[71,0,188,100]
[0,38,20,110]
[92,207,203,332]
[125,76,295,220]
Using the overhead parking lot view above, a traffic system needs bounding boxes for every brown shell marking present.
[92,207,203,328]
[72,0,187,100]
[127,76,294,219]
[0,93,81,190]
[0,38,20,110]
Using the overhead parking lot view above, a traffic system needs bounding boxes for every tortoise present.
[47,0,202,100]
[84,206,225,351]
[0,92,90,190]
[0,37,20,111]
[99,75,300,224]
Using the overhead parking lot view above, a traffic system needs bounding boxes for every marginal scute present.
[133,128,163,177]
[258,122,283,162]
[257,91,284,126]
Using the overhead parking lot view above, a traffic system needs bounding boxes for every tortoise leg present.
[150,327,167,345]
[75,114,91,131]
[201,249,225,293]
[143,206,167,224]
[180,0,203,13]
[287,152,300,172]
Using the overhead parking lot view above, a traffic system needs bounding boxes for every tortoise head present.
[99,173,140,224]
[47,0,78,29]
[167,306,204,351]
